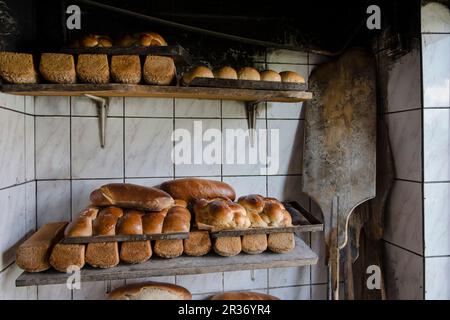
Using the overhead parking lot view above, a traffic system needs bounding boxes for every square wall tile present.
[126,276,175,285]
[267,120,303,175]
[37,180,71,227]
[125,177,172,188]
[267,101,305,119]
[174,119,221,177]
[383,242,423,300]
[73,281,107,300]
[386,110,422,181]
[71,179,122,218]
[386,48,421,112]
[175,99,220,118]
[421,3,450,33]
[268,175,309,208]
[124,97,173,117]
[425,257,450,300]
[35,96,70,115]
[71,117,124,179]
[424,182,450,256]
[268,285,310,300]
[25,181,36,234]
[72,96,123,116]
[223,270,267,291]
[35,117,70,179]
[25,115,35,181]
[385,180,423,255]
[0,185,26,270]
[268,266,310,287]
[25,96,34,115]
[222,176,267,198]
[176,273,223,294]
[311,284,327,300]
[0,108,25,189]
[424,109,450,182]
[125,118,173,177]
[266,49,308,64]
[222,119,267,176]
[38,284,72,300]
[422,34,450,108]
[222,100,265,119]
[0,264,31,299]
[0,94,25,113]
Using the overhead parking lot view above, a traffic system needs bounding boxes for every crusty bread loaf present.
[173,199,188,208]
[115,34,138,47]
[160,178,236,203]
[238,195,292,228]
[16,222,67,272]
[76,54,110,84]
[138,32,167,46]
[108,281,192,300]
[111,55,141,84]
[142,209,168,234]
[183,230,211,256]
[117,210,152,264]
[241,234,268,254]
[85,242,119,268]
[193,198,250,231]
[80,34,112,48]
[90,183,174,211]
[154,206,191,258]
[213,237,242,257]
[181,66,214,85]
[211,292,279,300]
[260,70,281,82]
[237,194,268,228]
[267,232,295,253]
[0,52,38,84]
[143,55,176,85]
[93,206,123,236]
[238,67,260,81]
[64,207,99,238]
[49,243,85,272]
[213,66,238,80]
[279,71,305,83]
[39,53,76,84]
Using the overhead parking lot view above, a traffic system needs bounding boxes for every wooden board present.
[60,45,192,65]
[60,231,189,244]
[15,237,317,287]
[0,84,312,102]
[189,77,307,91]
[210,201,323,238]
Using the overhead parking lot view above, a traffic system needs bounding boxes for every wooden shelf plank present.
[0,84,312,102]
[16,238,317,287]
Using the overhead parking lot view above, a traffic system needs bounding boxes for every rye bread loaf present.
[241,234,268,254]
[0,52,38,84]
[267,232,295,253]
[111,55,141,84]
[76,54,110,84]
[213,236,242,257]
[183,230,211,256]
[143,55,175,85]
[39,53,76,84]
[49,243,85,273]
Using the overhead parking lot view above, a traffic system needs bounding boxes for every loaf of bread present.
[92,206,123,235]
[137,32,167,46]
[193,198,250,231]
[117,210,152,264]
[154,206,191,258]
[143,55,176,85]
[90,183,174,211]
[108,281,192,300]
[142,209,168,234]
[183,230,211,256]
[260,70,281,82]
[241,234,267,254]
[181,66,214,85]
[213,236,242,257]
[111,55,141,84]
[16,222,67,272]
[76,54,110,84]
[80,34,113,48]
[64,207,99,238]
[211,292,279,300]
[49,243,85,273]
[0,52,38,84]
[39,53,76,84]
[159,178,236,203]
[115,34,138,47]
[238,67,260,81]
[213,66,237,79]
[280,71,305,83]
[267,232,295,253]
[238,195,292,227]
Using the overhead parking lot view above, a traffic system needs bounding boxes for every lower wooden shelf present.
[15,237,317,287]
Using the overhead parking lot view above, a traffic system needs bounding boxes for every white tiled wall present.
[0,49,327,300]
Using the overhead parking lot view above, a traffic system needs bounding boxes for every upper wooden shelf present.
[0,84,312,103]
[16,237,317,287]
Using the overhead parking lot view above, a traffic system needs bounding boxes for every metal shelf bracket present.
[245,101,262,146]
[84,94,109,148]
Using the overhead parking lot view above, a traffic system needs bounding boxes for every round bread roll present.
[279,71,305,83]
[138,32,167,46]
[260,70,281,82]
[80,35,112,48]
[213,66,238,80]
[108,281,192,300]
[238,67,260,81]
[116,34,138,47]
[181,66,214,85]
[211,292,279,300]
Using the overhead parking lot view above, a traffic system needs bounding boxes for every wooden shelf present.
[0,84,312,102]
[16,237,317,287]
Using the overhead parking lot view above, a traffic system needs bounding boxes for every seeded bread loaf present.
[0,52,38,84]
[76,54,110,84]
[39,53,76,84]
